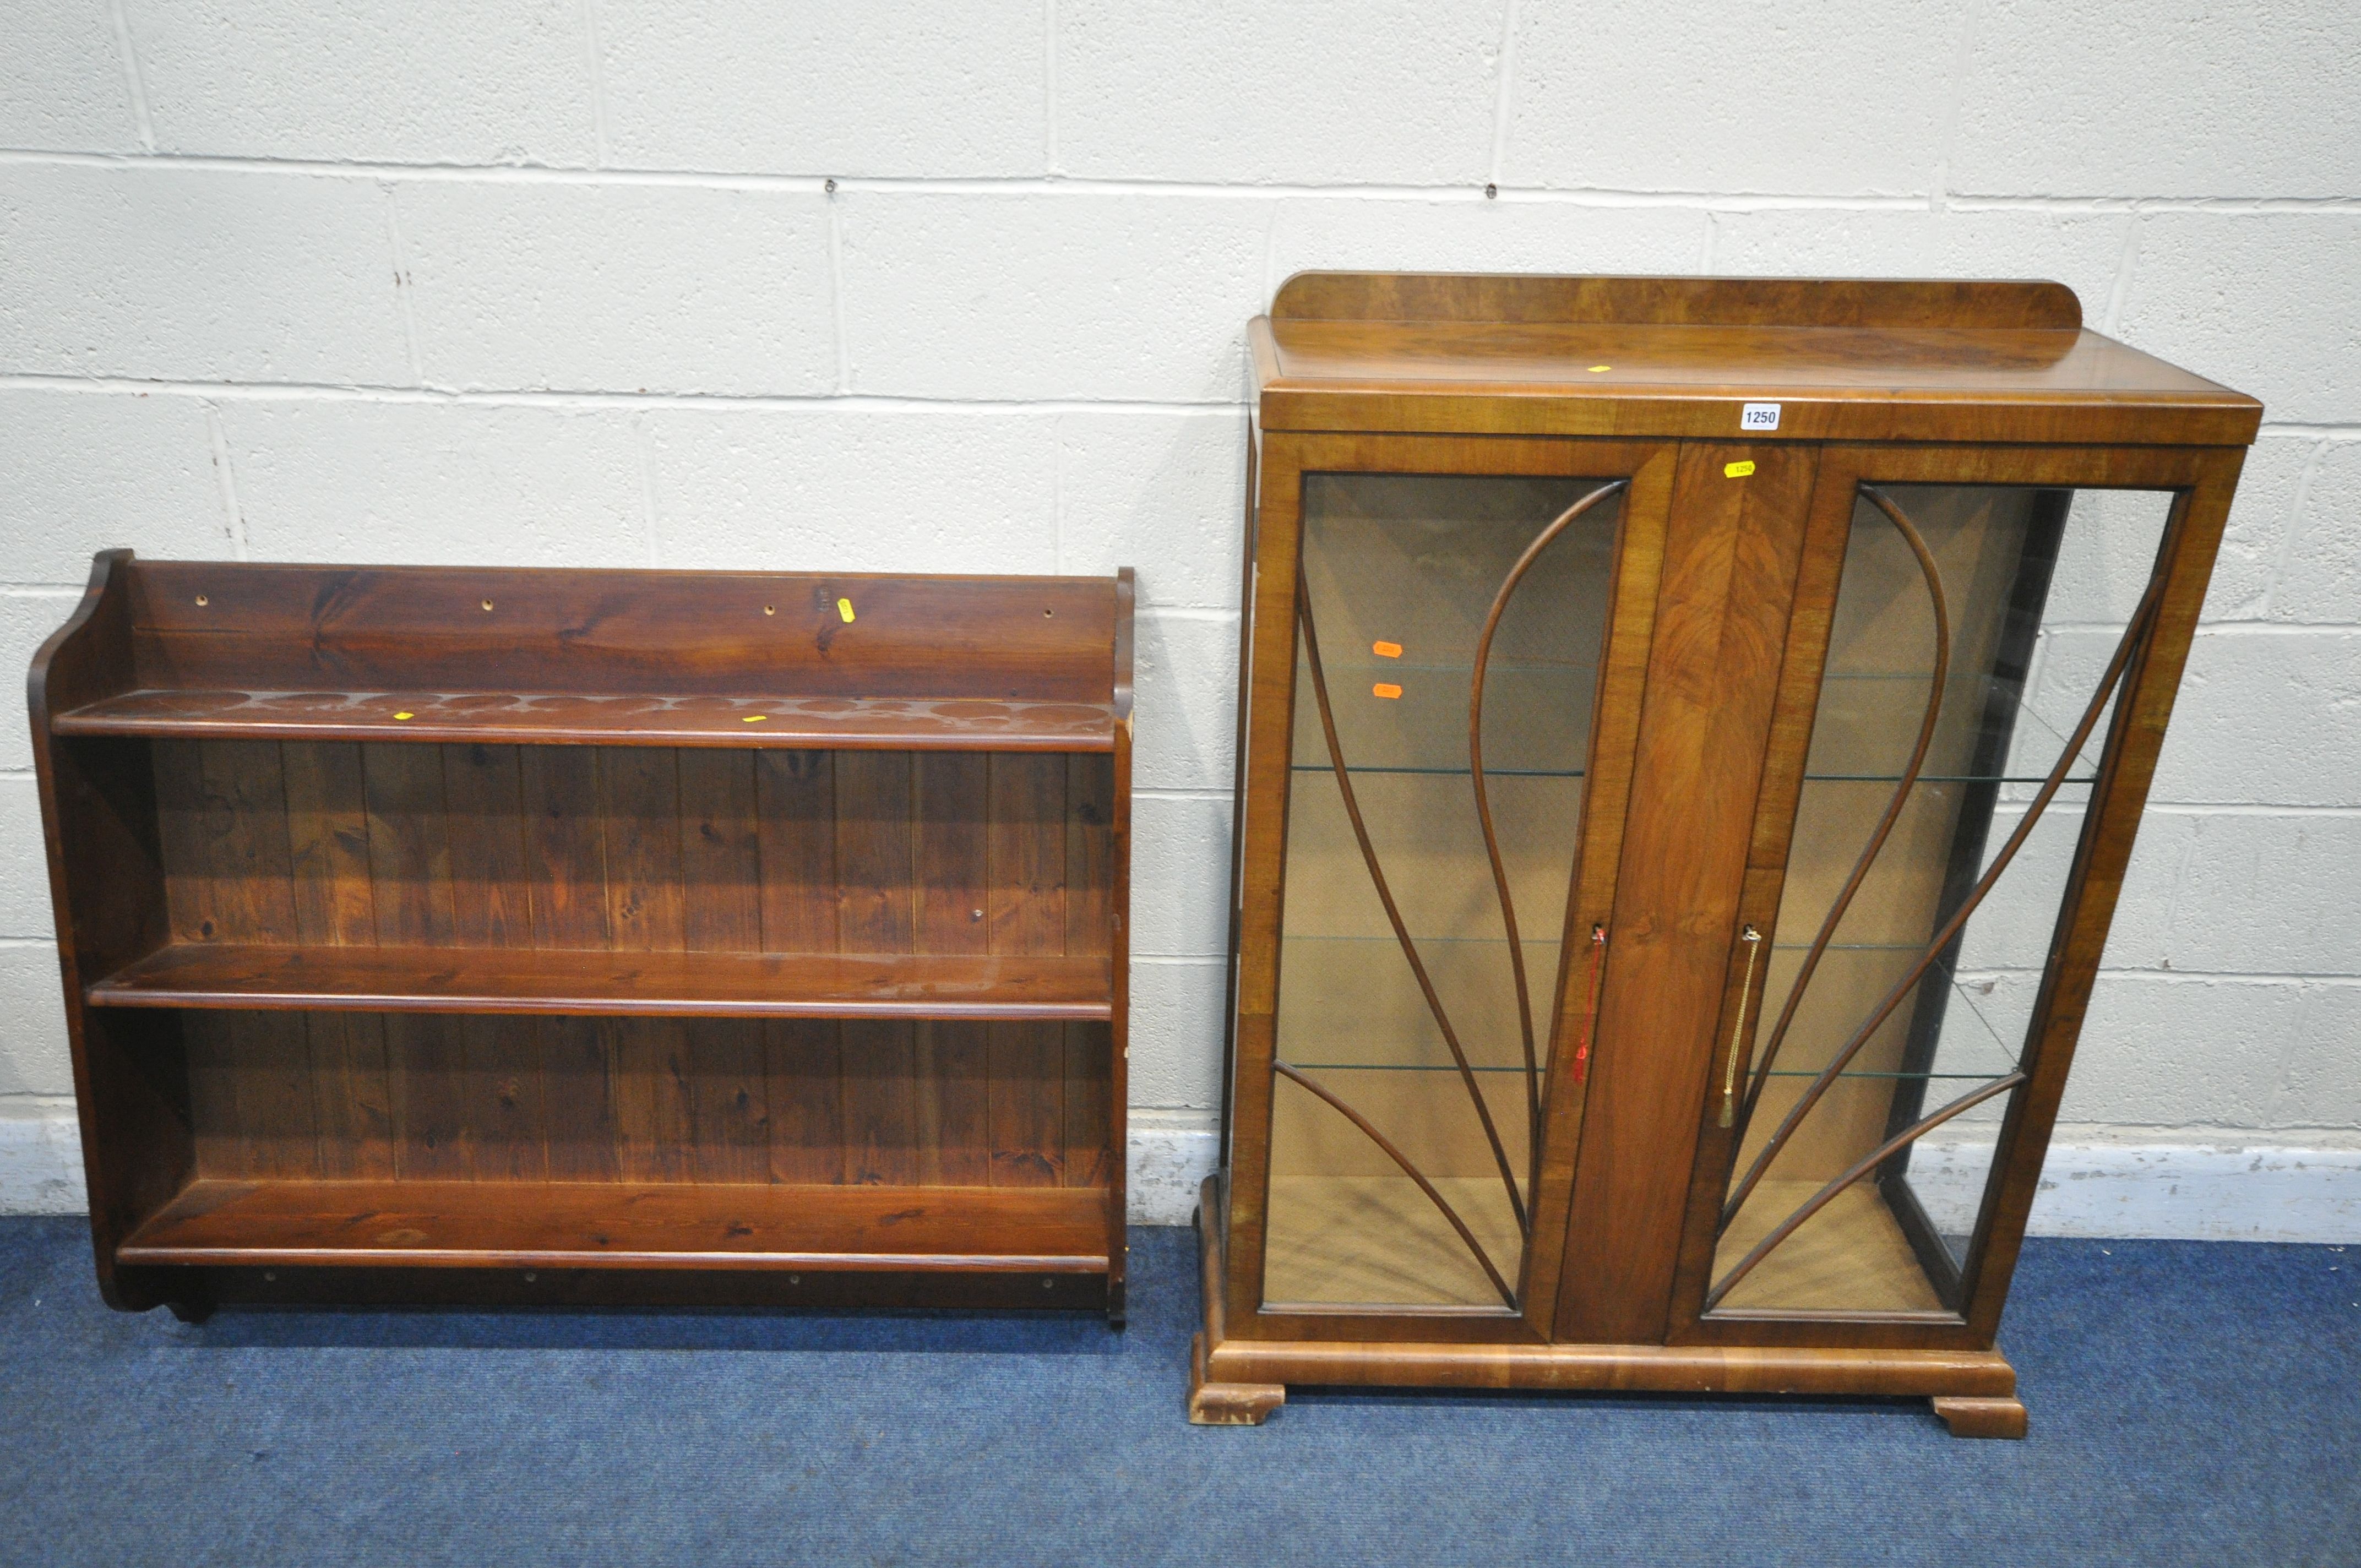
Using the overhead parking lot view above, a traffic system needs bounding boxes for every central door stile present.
[1553,440,1820,1348]
[1657,449,1865,1341]
[1513,443,1678,1338]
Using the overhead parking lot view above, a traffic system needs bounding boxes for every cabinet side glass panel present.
[1711,484,2174,1316]
[1263,473,1620,1310]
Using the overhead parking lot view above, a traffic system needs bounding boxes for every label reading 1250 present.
[1740,402,1781,431]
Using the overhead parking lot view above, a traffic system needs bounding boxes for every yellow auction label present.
[743,715,768,723]
[1724,460,1756,478]
[837,598,856,622]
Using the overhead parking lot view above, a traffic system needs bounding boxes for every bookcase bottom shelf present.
[118,1179,1112,1273]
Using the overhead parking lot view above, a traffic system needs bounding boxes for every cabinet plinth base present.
[1932,1395,2030,1439]
[1191,1175,2022,1430]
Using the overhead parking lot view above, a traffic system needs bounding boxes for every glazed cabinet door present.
[1226,433,1676,1338]
[1669,444,2243,1347]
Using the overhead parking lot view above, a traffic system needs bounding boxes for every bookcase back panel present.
[153,741,1114,961]
[180,1011,1113,1191]
[121,564,1118,704]
[149,737,1118,1191]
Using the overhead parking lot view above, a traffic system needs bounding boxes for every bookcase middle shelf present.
[87,943,1113,1021]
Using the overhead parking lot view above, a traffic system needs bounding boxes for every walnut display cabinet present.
[31,558,1130,1322]
[1192,273,2260,1434]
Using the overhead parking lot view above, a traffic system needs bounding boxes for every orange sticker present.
[1372,640,1402,659]
[1372,683,1403,700]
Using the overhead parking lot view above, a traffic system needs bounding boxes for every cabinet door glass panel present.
[1264,472,1621,1309]
[1711,483,2174,1315]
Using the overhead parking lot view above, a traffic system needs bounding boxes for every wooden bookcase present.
[1194,273,2259,1433]
[31,556,1131,1322]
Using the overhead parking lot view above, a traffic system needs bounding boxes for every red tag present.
[1574,927,1606,1084]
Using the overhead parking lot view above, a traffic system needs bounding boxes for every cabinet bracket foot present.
[1932,1395,2027,1439]
[1189,1332,1285,1426]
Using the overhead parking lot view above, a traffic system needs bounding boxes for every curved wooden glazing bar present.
[1720,533,2171,1241]
[1726,484,1951,1151]
[1294,578,1531,1235]
[1707,1072,2027,1310]
[1271,1062,1517,1308]
[1467,481,1628,1193]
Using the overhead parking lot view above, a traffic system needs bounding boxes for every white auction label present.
[1740,402,1782,431]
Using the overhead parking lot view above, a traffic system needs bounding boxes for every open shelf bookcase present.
[32,554,1131,1321]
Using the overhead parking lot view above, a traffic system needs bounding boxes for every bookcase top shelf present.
[34,554,1134,750]
[53,687,1118,750]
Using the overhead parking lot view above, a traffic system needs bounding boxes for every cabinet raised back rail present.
[1195,271,2259,1436]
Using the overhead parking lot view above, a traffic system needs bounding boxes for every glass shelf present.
[1318,656,1601,677]
[1296,764,2098,785]
[1284,1061,1533,1074]
[1802,773,2097,786]
[1275,936,2027,1082]
[1805,667,2109,783]
[1754,1068,2005,1080]
[1284,1061,2011,1082]
[1282,933,1551,945]
[1291,764,1587,779]
[1277,933,1563,1076]
[1284,645,2109,885]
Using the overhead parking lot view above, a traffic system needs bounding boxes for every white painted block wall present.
[1,0,2355,1235]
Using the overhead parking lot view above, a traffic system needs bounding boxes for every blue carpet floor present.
[0,1219,2354,1567]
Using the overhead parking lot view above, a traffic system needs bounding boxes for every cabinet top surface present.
[1255,273,2261,445]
